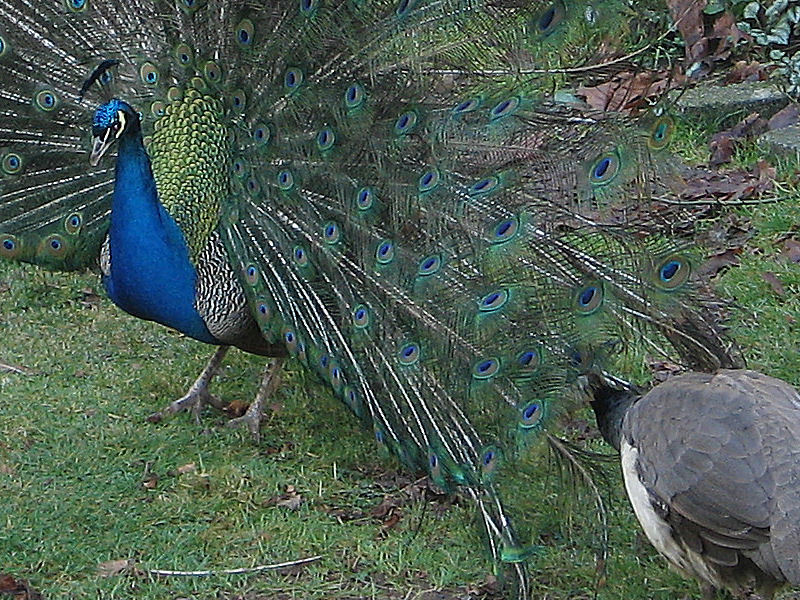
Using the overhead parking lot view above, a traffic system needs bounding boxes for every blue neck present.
[103,130,217,344]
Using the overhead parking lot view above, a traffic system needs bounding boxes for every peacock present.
[0,0,744,596]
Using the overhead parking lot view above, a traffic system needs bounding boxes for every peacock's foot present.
[225,358,285,443]
[147,345,230,424]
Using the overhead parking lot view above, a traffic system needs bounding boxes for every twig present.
[147,555,323,577]
[0,361,33,375]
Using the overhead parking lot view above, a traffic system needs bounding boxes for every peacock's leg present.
[149,345,230,423]
[225,358,285,442]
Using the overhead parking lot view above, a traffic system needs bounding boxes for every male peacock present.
[0,0,742,596]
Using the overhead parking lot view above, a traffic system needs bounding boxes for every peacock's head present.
[89,99,139,166]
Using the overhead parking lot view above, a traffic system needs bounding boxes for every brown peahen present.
[0,0,742,596]
[589,370,800,600]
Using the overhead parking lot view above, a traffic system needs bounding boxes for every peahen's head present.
[89,99,139,166]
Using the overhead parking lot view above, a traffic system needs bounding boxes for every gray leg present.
[226,358,285,442]
[148,346,229,424]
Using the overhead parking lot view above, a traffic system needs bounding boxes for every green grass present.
[1,182,799,600]
[2,67,800,600]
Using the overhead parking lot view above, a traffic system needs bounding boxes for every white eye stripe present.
[116,110,127,139]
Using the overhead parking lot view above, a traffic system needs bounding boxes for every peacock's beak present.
[89,130,115,166]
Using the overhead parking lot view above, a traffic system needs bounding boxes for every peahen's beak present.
[89,130,115,166]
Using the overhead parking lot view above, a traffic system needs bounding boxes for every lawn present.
[1,159,798,600]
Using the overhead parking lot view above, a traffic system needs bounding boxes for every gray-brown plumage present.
[590,370,800,599]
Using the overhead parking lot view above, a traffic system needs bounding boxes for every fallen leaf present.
[709,112,769,166]
[783,239,800,263]
[725,60,771,84]
[97,559,137,577]
[266,485,303,510]
[176,463,196,475]
[222,399,249,418]
[696,249,741,279]
[762,272,786,297]
[0,574,43,599]
[769,104,800,130]
[578,70,676,113]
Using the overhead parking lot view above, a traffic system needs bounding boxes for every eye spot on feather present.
[480,446,501,480]
[491,217,519,244]
[517,349,541,370]
[418,168,440,193]
[375,240,395,264]
[244,264,259,285]
[316,127,335,151]
[655,255,690,290]
[174,43,193,66]
[489,97,520,120]
[519,401,544,429]
[179,0,199,13]
[648,116,674,150]
[284,68,304,91]
[453,97,481,114]
[230,89,247,113]
[299,0,318,15]
[292,245,309,268]
[139,62,159,86]
[356,186,375,210]
[417,254,442,276]
[0,35,7,57]
[329,362,344,392]
[395,0,416,17]
[352,304,370,328]
[589,151,620,185]
[398,342,420,365]
[41,234,67,257]
[204,61,221,83]
[575,283,603,314]
[34,90,58,112]
[236,19,254,46]
[322,221,341,244]
[478,289,508,312]
[65,213,82,234]
[0,235,20,259]
[252,123,272,146]
[2,153,22,174]
[533,1,565,37]
[393,110,417,135]
[469,176,499,195]
[277,170,294,191]
[255,298,272,324]
[472,358,500,380]
[65,0,87,12]
[344,83,366,109]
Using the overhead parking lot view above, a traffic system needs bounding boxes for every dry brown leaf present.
[769,104,800,130]
[97,559,137,577]
[176,463,196,475]
[0,574,42,600]
[268,485,303,510]
[783,239,800,264]
[762,272,786,297]
[222,398,249,418]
